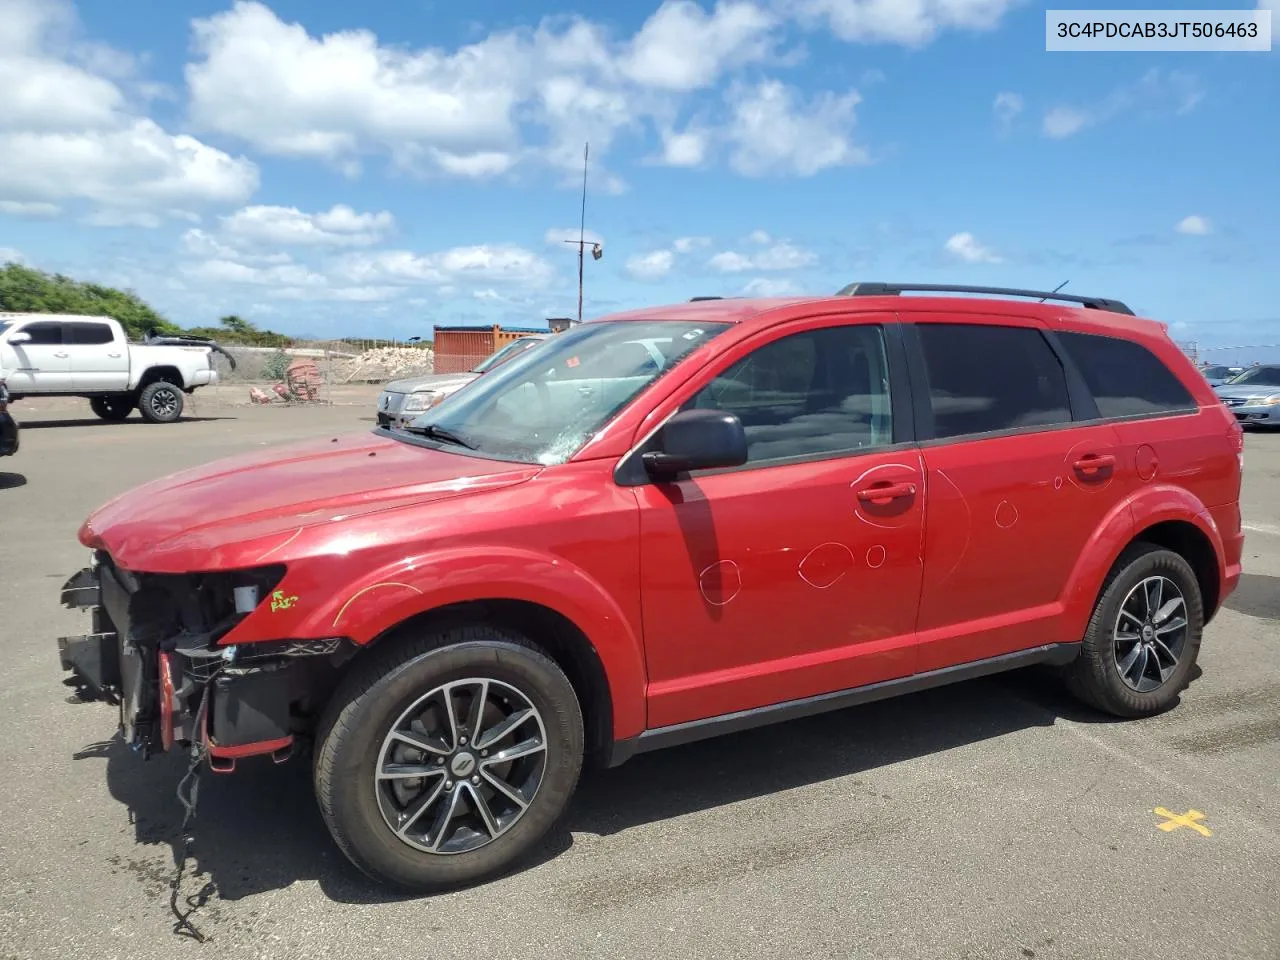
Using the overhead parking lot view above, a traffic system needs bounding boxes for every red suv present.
[56,283,1245,891]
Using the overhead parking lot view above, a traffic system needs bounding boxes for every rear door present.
[1,320,72,391]
[904,316,1125,672]
[67,320,130,391]
[632,314,926,728]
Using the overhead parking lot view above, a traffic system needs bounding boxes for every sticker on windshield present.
[682,328,705,340]
[566,356,580,368]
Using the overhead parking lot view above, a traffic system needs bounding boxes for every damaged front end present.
[57,553,354,772]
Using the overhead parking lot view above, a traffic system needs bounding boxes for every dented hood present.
[79,430,540,570]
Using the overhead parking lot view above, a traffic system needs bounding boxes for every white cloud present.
[709,239,816,272]
[993,91,1023,131]
[626,249,675,281]
[220,204,395,247]
[1042,106,1089,139]
[0,120,259,217]
[621,0,778,91]
[944,232,1003,264]
[339,244,554,288]
[1176,215,1211,236]
[0,246,25,264]
[545,227,605,247]
[1043,69,1204,139]
[794,0,1019,45]
[742,277,798,296]
[726,80,867,176]
[673,236,712,253]
[0,200,60,217]
[0,0,258,222]
[747,229,771,244]
[657,126,710,167]
[82,209,161,228]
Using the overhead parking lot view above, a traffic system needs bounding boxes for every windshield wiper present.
[403,423,476,449]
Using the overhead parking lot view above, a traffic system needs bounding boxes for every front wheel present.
[89,395,133,421]
[1064,543,1203,717]
[314,626,584,891]
[137,381,184,423]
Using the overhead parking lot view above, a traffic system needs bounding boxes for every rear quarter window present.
[1057,331,1197,418]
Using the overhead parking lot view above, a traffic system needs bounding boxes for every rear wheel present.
[137,381,184,423]
[89,395,133,421]
[1065,543,1203,717]
[314,625,584,891]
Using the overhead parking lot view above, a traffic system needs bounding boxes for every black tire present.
[1064,543,1203,717]
[137,381,184,423]
[313,625,584,892]
[89,395,133,421]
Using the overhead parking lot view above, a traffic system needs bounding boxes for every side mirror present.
[6,331,31,344]
[642,409,748,480]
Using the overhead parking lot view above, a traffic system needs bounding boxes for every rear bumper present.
[55,557,313,771]
[188,369,218,388]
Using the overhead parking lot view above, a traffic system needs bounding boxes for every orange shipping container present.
[432,324,552,374]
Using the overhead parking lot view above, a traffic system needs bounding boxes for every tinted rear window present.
[1057,331,1196,418]
[68,322,114,345]
[917,323,1072,439]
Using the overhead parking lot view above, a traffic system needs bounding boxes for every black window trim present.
[614,318,916,486]
[900,318,1084,446]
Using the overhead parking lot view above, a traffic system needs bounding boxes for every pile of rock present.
[333,345,435,383]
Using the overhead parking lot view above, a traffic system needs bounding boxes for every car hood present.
[385,371,479,394]
[79,430,540,571]
[1214,383,1280,401]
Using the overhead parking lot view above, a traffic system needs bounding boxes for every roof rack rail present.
[689,296,724,301]
[836,282,1134,316]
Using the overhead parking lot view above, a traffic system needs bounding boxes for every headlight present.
[1260,395,1280,406]
[401,391,442,413]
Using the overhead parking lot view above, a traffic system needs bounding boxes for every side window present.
[67,322,114,345]
[688,324,894,464]
[917,322,1071,439]
[15,321,64,346]
[1056,331,1196,418]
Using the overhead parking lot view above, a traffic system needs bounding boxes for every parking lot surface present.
[1,397,1277,960]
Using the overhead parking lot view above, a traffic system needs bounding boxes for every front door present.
[634,316,925,729]
[904,317,1125,671]
[1,320,71,392]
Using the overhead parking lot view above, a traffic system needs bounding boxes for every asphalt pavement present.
[1,394,1277,960]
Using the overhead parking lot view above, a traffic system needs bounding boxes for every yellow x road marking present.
[1154,807,1212,837]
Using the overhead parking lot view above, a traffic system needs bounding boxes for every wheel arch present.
[1129,519,1221,624]
[137,365,185,391]
[359,598,617,765]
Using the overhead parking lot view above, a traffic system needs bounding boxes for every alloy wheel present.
[1113,575,1189,693]
[374,678,548,855]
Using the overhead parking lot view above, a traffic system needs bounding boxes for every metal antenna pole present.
[577,142,588,325]
[1039,280,1069,302]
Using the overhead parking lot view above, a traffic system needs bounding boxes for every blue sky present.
[0,0,1276,361]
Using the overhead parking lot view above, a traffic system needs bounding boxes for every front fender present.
[298,546,647,740]
[1059,484,1223,642]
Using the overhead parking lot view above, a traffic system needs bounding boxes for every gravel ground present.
[1,400,1276,960]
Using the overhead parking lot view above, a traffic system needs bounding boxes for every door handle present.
[108,352,122,358]
[1073,453,1116,474]
[856,480,917,504]
[54,351,69,358]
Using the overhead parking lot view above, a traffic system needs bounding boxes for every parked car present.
[0,313,230,423]
[1199,364,1244,387]
[0,379,17,457]
[56,282,1244,892]
[1214,363,1280,427]
[376,335,547,429]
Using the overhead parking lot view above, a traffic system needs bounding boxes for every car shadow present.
[0,471,26,489]
[1223,573,1279,620]
[18,416,233,429]
[76,664,1122,924]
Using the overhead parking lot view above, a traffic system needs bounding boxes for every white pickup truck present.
[0,313,232,423]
